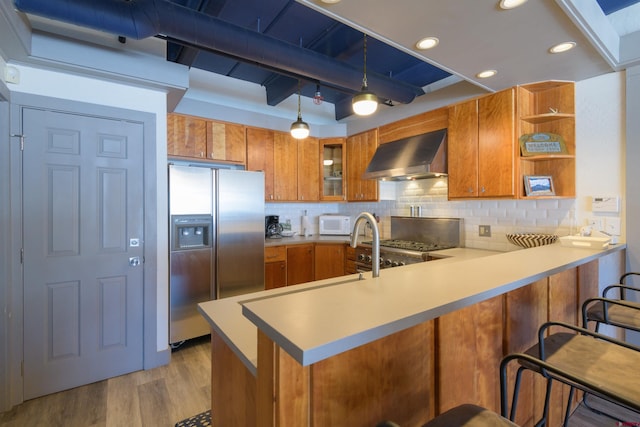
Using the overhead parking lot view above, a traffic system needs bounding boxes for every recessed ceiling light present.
[476,70,497,79]
[549,41,576,54]
[499,0,528,9]
[320,0,341,3]
[415,37,439,50]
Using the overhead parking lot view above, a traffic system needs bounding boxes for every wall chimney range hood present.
[363,129,448,181]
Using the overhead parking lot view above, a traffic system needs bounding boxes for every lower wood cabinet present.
[265,246,287,290]
[314,243,345,280]
[287,244,315,286]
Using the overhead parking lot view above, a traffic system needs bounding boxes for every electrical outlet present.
[587,217,603,231]
[479,225,491,237]
[604,217,621,235]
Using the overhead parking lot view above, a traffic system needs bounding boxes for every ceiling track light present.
[352,33,378,116]
[290,81,310,140]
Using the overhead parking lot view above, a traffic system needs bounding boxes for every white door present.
[21,108,145,399]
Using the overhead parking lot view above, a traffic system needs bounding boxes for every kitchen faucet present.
[350,212,380,278]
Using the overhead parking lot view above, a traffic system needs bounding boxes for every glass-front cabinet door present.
[320,138,345,201]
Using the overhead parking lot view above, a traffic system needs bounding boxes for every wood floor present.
[0,336,211,427]
[0,334,637,427]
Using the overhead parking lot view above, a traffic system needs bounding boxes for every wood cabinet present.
[448,88,516,199]
[167,113,207,159]
[320,138,346,201]
[247,127,276,201]
[206,120,246,163]
[273,132,298,201]
[517,81,575,198]
[298,137,320,202]
[247,128,319,202]
[167,113,246,163]
[286,244,315,286]
[345,245,357,275]
[346,129,378,202]
[265,246,287,290]
[314,243,345,280]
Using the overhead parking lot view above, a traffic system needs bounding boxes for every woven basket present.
[506,233,558,248]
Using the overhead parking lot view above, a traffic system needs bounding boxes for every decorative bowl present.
[506,233,558,248]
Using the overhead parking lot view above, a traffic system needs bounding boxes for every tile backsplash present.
[266,178,577,252]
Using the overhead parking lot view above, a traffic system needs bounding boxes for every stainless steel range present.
[355,217,464,272]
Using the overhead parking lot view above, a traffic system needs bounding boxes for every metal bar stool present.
[500,321,640,427]
[583,272,640,333]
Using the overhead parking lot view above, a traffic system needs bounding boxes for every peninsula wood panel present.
[437,295,503,414]
[504,278,548,427]
[378,106,448,144]
[211,331,256,426]
[310,320,435,427]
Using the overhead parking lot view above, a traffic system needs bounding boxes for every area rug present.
[175,410,211,427]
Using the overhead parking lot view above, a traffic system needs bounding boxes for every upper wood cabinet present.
[517,81,575,198]
[346,129,378,202]
[167,113,246,164]
[320,138,346,201]
[297,137,320,202]
[167,114,207,159]
[448,88,516,199]
[246,127,276,201]
[273,132,299,202]
[207,120,246,164]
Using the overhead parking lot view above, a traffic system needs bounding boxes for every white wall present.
[9,65,170,354]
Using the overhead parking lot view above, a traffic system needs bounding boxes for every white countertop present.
[198,244,624,374]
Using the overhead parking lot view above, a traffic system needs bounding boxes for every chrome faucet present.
[350,212,380,278]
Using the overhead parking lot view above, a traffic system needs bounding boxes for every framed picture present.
[524,175,555,196]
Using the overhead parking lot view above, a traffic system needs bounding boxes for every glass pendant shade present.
[352,87,378,116]
[352,33,378,116]
[290,118,310,139]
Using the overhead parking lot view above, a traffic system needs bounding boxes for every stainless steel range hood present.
[363,129,447,181]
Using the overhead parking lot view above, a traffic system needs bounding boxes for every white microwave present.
[319,215,351,235]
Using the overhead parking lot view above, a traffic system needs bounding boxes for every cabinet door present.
[207,121,246,164]
[246,128,275,201]
[314,244,345,280]
[320,138,346,201]
[447,100,479,198]
[287,244,314,286]
[274,132,298,201]
[478,88,516,197]
[298,137,319,201]
[265,261,287,290]
[346,130,378,202]
[167,113,207,158]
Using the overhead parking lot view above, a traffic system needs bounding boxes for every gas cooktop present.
[363,239,455,253]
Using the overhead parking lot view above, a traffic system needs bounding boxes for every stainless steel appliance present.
[265,215,282,239]
[356,216,463,272]
[169,163,265,344]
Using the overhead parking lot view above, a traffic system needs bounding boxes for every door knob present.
[129,256,141,267]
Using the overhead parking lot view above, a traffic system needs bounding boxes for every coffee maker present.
[265,215,283,238]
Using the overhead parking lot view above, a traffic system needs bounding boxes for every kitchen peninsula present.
[198,243,626,426]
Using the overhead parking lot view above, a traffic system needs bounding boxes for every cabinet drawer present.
[265,246,286,262]
[346,245,356,261]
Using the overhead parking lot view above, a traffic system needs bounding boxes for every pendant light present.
[352,33,378,116]
[290,81,310,139]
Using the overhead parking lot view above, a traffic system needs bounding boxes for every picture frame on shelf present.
[524,175,555,196]
[519,132,568,156]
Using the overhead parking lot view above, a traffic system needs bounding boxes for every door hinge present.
[20,248,24,264]
[11,134,25,151]
[21,360,24,377]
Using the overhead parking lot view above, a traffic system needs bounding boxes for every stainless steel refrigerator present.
[168,163,265,344]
